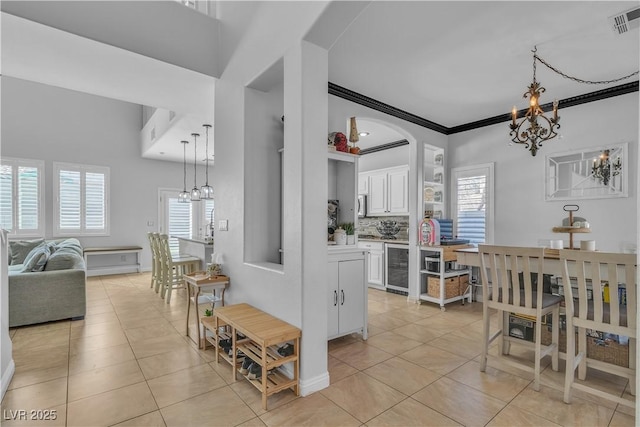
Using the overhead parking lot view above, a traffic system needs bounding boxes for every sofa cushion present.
[9,239,45,265]
[21,243,51,272]
[44,250,83,271]
[54,239,83,257]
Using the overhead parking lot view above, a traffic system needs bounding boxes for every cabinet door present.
[358,173,369,195]
[388,167,409,214]
[327,261,340,338]
[368,250,384,286]
[368,172,388,215]
[338,259,365,335]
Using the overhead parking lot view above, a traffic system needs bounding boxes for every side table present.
[184,272,230,348]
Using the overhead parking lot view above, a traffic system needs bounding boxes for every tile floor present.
[1,272,635,426]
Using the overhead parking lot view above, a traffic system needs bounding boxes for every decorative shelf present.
[551,227,590,249]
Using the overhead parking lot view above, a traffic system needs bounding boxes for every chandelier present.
[190,132,201,201]
[509,48,559,157]
[592,149,622,186]
[509,47,638,157]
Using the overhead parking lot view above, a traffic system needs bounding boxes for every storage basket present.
[427,276,460,299]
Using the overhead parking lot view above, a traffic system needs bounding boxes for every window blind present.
[0,159,44,236]
[168,198,192,254]
[456,174,487,244]
[0,165,13,231]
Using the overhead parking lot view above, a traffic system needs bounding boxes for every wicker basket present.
[428,276,460,299]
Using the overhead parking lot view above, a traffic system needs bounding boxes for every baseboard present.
[299,371,330,396]
[86,265,140,277]
[1,359,15,400]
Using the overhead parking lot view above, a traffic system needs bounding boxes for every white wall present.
[1,77,194,269]
[359,144,410,172]
[448,92,638,252]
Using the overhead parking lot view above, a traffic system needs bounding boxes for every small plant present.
[342,222,355,235]
[204,309,213,317]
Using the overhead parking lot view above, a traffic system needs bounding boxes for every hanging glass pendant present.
[190,132,201,201]
[178,140,190,203]
[200,124,214,199]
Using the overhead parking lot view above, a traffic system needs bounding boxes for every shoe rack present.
[201,303,301,410]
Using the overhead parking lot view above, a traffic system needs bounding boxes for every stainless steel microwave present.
[357,195,367,218]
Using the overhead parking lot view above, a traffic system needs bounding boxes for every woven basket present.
[428,276,460,299]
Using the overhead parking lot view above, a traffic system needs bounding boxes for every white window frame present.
[0,157,45,238]
[451,162,495,245]
[53,162,110,237]
[158,188,214,253]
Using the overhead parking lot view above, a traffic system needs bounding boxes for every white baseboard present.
[1,359,15,400]
[299,371,330,396]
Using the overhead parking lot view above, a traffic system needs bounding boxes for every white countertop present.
[173,236,214,245]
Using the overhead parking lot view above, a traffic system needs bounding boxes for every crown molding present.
[359,139,409,155]
[329,81,639,136]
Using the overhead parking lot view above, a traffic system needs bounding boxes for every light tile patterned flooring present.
[2,272,635,426]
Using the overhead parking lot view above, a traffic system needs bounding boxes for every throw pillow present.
[21,243,51,272]
[44,251,81,271]
[9,238,45,265]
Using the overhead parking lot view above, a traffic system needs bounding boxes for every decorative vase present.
[347,235,355,245]
[334,227,347,245]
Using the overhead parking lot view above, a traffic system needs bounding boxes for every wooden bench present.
[83,246,143,277]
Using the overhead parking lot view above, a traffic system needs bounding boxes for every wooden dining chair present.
[559,249,636,408]
[478,245,562,391]
[147,232,162,292]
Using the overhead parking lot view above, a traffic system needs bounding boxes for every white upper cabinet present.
[366,165,409,216]
[357,172,369,195]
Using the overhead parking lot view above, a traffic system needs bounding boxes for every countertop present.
[173,236,214,245]
[358,237,409,244]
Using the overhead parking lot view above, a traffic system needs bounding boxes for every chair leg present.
[577,328,587,380]
[499,311,508,356]
[533,313,543,391]
[551,307,559,372]
[630,338,636,396]
[564,320,576,404]
[480,302,490,372]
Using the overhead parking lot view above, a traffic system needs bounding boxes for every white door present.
[338,259,365,335]
[327,261,340,338]
[388,167,409,214]
[368,172,387,215]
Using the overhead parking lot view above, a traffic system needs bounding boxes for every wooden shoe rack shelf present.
[201,303,301,410]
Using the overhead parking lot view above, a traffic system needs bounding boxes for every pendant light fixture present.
[178,140,190,203]
[190,132,201,201]
[200,124,214,199]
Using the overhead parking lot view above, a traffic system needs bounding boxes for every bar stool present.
[560,249,636,409]
[157,234,200,303]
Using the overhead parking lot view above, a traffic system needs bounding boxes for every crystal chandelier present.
[592,149,622,186]
[509,48,559,157]
[178,140,190,203]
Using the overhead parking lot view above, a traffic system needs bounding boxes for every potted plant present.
[342,222,355,245]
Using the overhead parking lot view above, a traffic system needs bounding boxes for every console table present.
[201,303,300,410]
[83,246,142,277]
[183,272,229,348]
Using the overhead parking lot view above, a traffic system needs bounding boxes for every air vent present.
[609,7,640,35]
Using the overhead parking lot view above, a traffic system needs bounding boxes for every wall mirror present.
[545,142,628,201]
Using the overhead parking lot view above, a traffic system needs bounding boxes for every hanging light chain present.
[535,52,639,85]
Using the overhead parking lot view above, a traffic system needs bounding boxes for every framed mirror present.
[545,142,628,201]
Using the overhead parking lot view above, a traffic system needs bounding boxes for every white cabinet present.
[367,166,409,216]
[328,250,368,340]
[358,172,369,195]
[358,241,384,289]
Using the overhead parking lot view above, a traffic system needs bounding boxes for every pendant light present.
[190,132,201,201]
[178,140,190,203]
[200,124,214,199]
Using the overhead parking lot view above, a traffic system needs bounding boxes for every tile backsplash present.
[358,216,410,240]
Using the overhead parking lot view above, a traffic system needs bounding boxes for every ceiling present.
[2,1,638,158]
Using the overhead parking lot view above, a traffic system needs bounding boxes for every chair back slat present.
[560,249,636,333]
[479,245,545,310]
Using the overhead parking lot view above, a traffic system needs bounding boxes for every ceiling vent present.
[609,7,640,35]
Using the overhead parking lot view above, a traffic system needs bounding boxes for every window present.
[54,162,109,236]
[0,158,44,237]
[159,189,214,255]
[451,163,494,245]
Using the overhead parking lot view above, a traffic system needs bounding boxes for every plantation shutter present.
[17,166,40,230]
[0,165,13,231]
[85,172,105,229]
[59,169,82,230]
[452,163,493,245]
[167,197,192,254]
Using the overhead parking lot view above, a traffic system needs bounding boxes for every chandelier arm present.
[535,54,639,85]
